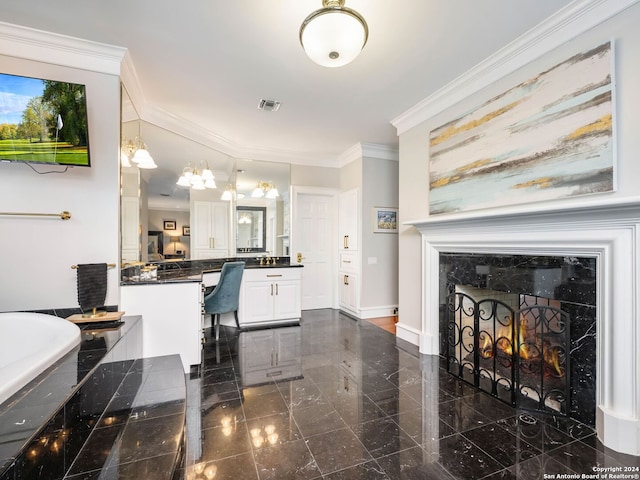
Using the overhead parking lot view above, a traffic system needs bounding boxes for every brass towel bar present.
[71,264,116,269]
[0,210,71,220]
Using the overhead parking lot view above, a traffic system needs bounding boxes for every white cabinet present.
[191,201,229,259]
[120,282,202,373]
[339,272,358,313]
[239,267,302,327]
[339,189,358,251]
[121,196,140,263]
[338,188,360,316]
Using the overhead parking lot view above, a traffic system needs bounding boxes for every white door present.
[292,188,336,310]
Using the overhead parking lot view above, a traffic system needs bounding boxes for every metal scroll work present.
[446,286,570,415]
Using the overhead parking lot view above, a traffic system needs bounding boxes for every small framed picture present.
[183,226,191,236]
[163,220,176,230]
[373,207,398,233]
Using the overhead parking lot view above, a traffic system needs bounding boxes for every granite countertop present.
[121,256,303,286]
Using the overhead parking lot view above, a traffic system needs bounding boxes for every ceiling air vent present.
[258,99,281,112]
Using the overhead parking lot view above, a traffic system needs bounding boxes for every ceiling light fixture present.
[300,0,368,68]
[176,162,217,190]
[251,181,279,199]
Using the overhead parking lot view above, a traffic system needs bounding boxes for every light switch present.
[367,257,377,265]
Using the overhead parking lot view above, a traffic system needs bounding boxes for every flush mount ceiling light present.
[176,162,217,190]
[300,0,369,68]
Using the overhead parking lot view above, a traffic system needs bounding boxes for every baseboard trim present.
[358,305,398,320]
[395,322,421,346]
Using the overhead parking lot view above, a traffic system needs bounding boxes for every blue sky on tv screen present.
[0,74,45,125]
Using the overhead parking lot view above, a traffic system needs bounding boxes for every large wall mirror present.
[236,206,266,253]
[119,83,290,266]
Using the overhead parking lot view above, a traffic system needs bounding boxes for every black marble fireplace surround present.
[439,253,597,426]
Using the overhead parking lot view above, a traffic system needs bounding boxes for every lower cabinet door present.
[273,280,301,320]
[240,281,274,324]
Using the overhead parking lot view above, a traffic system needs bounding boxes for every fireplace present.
[442,254,595,423]
[406,198,640,456]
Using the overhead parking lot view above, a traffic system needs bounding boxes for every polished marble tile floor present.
[179,309,639,480]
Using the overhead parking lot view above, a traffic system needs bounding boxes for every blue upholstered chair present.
[203,261,245,341]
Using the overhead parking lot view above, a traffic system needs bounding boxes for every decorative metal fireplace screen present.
[446,285,570,415]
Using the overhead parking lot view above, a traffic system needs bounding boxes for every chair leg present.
[234,310,240,329]
[215,314,220,341]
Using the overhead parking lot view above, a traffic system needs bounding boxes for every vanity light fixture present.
[121,137,157,169]
[176,162,217,190]
[300,0,369,68]
[251,181,279,199]
[220,184,245,201]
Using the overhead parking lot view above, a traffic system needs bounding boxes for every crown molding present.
[362,143,399,161]
[120,51,146,118]
[138,100,393,169]
[391,0,640,135]
[338,143,399,167]
[118,37,389,169]
[0,21,126,75]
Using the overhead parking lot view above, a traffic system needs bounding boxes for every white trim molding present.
[395,322,422,347]
[0,21,126,75]
[358,305,398,320]
[391,0,640,135]
[407,197,640,456]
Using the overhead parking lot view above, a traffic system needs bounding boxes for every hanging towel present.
[76,263,108,312]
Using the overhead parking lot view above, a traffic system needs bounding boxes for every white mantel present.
[406,196,640,456]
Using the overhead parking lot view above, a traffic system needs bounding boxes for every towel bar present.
[0,210,71,220]
[71,264,116,269]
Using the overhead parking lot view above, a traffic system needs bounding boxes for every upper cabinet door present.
[192,201,229,256]
[338,188,358,251]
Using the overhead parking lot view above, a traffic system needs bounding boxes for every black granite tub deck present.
[0,315,186,480]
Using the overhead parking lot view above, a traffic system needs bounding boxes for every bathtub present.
[0,312,81,405]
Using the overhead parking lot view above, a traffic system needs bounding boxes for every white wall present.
[397,2,640,334]
[0,34,123,311]
[291,164,340,189]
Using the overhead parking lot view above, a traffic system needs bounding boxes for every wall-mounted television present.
[0,72,90,167]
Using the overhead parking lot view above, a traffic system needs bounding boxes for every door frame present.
[290,186,339,310]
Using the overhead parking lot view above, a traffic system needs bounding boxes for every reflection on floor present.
[179,309,639,480]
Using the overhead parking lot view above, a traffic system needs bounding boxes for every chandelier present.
[299,0,368,68]
[251,181,279,199]
[176,163,216,190]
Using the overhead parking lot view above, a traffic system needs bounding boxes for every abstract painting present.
[428,42,614,214]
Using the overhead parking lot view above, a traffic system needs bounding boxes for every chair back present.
[204,261,245,314]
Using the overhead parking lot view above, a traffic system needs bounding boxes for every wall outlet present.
[392,307,398,315]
